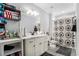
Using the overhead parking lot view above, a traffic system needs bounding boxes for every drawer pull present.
[29,41,33,43]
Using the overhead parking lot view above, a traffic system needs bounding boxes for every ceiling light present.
[62,11,65,13]
[33,11,39,16]
[26,9,32,15]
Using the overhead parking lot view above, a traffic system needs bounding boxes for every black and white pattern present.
[65,25,71,31]
[65,18,71,24]
[65,40,71,46]
[59,38,63,44]
[59,26,64,31]
[54,32,58,37]
[59,32,64,37]
[65,32,72,38]
[54,26,58,31]
[59,19,64,25]
[55,38,58,41]
[53,16,75,48]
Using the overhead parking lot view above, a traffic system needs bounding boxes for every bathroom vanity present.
[0,34,49,56]
[23,35,49,56]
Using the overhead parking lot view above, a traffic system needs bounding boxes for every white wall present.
[5,3,21,33]
[5,3,49,35]
[5,21,20,32]
[76,3,79,56]
[19,3,49,34]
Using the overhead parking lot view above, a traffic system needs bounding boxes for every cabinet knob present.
[29,41,33,43]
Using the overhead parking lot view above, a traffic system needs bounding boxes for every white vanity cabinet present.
[44,40,48,51]
[25,35,49,56]
[25,39,35,56]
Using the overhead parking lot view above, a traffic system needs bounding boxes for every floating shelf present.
[3,3,21,21]
[4,4,20,12]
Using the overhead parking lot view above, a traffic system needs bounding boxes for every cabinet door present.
[44,37,48,52]
[39,38,45,55]
[35,37,45,56]
[35,38,40,56]
[44,41,48,51]
[25,39,35,56]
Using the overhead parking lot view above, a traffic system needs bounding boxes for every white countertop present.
[21,34,47,39]
[0,34,47,45]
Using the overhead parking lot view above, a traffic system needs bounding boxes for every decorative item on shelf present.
[0,10,4,16]
[0,28,5,36]
[5,30,10,39]
[3,3,16,9]
[5,30,20,39]
[4,10,12,20]
[0,3,4,11]
[13,32,19,38]
[0,23,5,38]
[0,16,7,24]
[4,10,20,20]
[0,4,4,17]
[33,25,38,35]
[3,3,21,21]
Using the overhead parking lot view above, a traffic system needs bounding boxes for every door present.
[25,39,35,56]
[44,37,48,51]
[44,41,48,51]
[35,38,40,56]
[35,37,45,56]
[39,37,45,55]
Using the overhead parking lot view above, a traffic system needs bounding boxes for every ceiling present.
[9,3,75,16]
[34,3,75,16]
